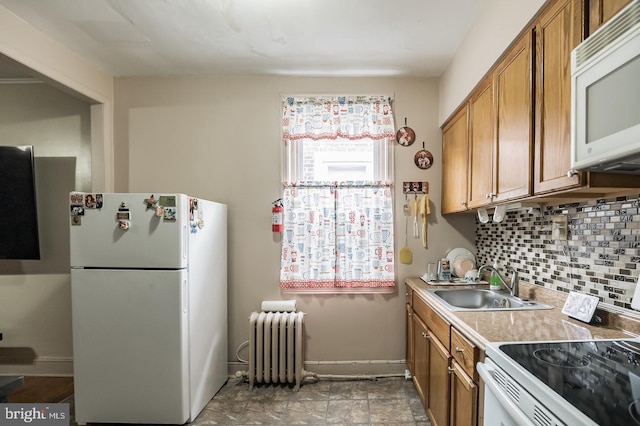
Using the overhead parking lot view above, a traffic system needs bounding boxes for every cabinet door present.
[589,0,632,34]
[450,361,478,426]
[406,303,414,374]
[413,313,429,406]
[493,32,533,203]
[534,0,583,194]
[442,105,470,214]
[468,78,495,209]
[428,334,451,426]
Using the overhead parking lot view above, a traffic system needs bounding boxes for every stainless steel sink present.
[428,288,553,312]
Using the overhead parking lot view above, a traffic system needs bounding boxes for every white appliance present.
[478,338,640,425]
[69,193,227,424]
[571,0,640,174]
[478,357,566,426]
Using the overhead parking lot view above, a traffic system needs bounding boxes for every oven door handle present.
[477,361,537,426]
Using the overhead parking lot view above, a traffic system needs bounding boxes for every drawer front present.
[406,285,414,306]
[425,303,450,346]
[451,327,478,379]
[413,293,450,346]
[412,292,429,323]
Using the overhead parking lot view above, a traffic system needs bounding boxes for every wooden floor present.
[8,376,74,403]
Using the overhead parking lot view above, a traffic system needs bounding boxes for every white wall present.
[439,0,546,124]
[114,75,476,373]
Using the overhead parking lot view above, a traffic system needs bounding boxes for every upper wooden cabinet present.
[441,105,470,214]
[588,0,632,34]
[445,32,534,212]
[493,31,534,203]
[468,78,495,209]
[440,0,639,212]
[533,0,584,194]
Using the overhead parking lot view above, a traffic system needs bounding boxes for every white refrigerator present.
[69,193,227,424]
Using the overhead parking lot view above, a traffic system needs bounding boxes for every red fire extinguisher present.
[272,199,283,233]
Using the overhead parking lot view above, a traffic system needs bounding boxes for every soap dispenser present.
[489,259,501,291]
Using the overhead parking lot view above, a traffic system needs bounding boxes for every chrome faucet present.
[478,264,519,297]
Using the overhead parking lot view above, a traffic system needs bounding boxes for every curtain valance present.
[282,96,395,142]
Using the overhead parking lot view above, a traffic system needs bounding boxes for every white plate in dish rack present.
[446,248,476,278]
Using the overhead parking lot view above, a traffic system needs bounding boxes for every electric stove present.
[484,339,640,425]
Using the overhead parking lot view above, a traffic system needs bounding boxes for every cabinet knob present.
[455,347,464,353]
[567,169,577,178]
[422,332,430,339]
[447,367,455,374]
[460,201,467,206]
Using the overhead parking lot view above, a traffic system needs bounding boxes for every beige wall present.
[114,75,476,373]
[0,5,113,375]
[439,0,546,124]
[0,0,549,375]
[0,4,114,191]
[0,83,92,375]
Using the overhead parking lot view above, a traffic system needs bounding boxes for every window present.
[280,96,395,293]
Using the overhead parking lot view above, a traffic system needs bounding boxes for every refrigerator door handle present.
[183,225,188,260]
[182,279,188,313]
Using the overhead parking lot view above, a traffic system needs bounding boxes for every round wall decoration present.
[396,127,415,146]
[414,142,433,169]
[396,118,415,146]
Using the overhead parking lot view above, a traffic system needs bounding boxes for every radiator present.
[249,311,304,390]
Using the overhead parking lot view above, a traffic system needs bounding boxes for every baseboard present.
[303,359,407,376]
[228,359,407,377]
[0,357,405,378]
[0,356,73,376]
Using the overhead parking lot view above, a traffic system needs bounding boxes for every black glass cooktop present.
[500,340,640,425]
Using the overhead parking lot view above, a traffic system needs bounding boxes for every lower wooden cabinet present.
[450,360,478,426]
[413,312,429,405]
[428,333,452,426]
[407,290,480,426]
[406,303,414,374]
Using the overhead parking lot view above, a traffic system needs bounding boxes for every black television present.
[0,145,40,259]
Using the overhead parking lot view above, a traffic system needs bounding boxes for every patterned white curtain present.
[282,96,395,144]
[280,96,395,292]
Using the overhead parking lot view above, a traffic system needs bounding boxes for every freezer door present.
[71,268,189,424]
[70,193,188,268]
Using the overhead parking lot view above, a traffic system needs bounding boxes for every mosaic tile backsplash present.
[476,193,640,309]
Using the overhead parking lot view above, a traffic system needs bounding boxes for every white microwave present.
[571,0,640,174]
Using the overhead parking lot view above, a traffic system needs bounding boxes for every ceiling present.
[0,0,488,79]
